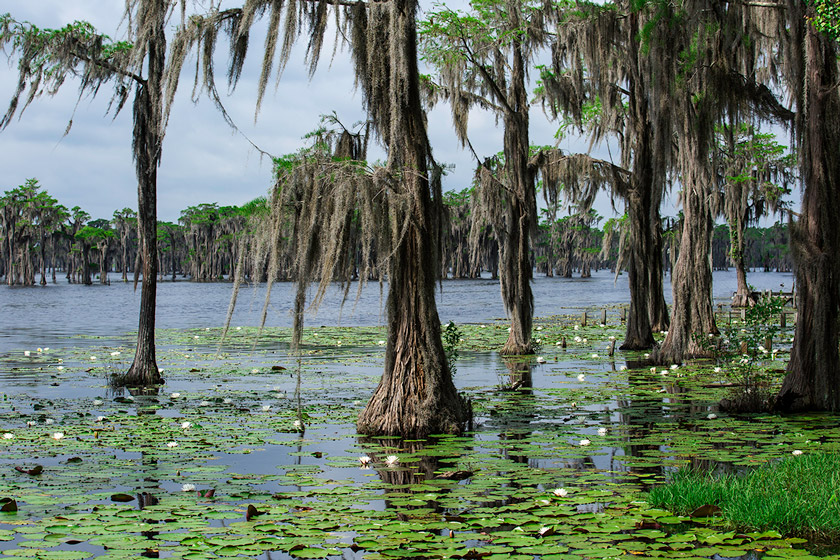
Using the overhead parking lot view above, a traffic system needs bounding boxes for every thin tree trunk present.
[125,0,164,386]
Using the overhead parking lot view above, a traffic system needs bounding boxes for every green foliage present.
[442,321,463,376]
[811,0,840,40]
[649,453,840,541]
[699,293,786,409]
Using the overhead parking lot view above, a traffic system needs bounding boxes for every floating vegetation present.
[0,314,835,559]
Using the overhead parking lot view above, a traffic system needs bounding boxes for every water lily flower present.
[609,336,616,341]
[535,338,541,344]
[251,369,260,374]
[377,340,386,345]
[556,341,562,346]
[261,405,271,412]
[93,399,103,405]
[56,366,64,371]
[385,455,399,467]
[293,420,302,429]
[582,338,588,344]
[236,326,242,330]
[23,350,30,357]
[110,351,121,357]
[167,441,178,448]
[96,416,106,422]
[43,347,49,351]
[336,340,342,346]
[660,370,668,376]
[358,456,372,466]
[714,367,722,373]
[181,483,196,492]
[181,421,192,429]
[579,439,591,447]
[536,326,543,331]
[597,427,607,436]
[223,398,232,404]
[45,419,54,425]
[199,401,210,407]
[707,413,717,420]
[90,356,97,361]
[193,335,200,339]
[792,450,803,456]
[574,325,579,331]
[577,373,586,382]
[170,393,180,399]
[51,432,64,440]
[552,488,568,497]
[644,353,650,358]
[574,336,582,343]
[536,356,546,363]
[3,433,13,440]
[26,421,35,427]
[591,353,599,358]
[650,367,657,373]
[670,364,679,370]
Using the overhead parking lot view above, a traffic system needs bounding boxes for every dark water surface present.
[0,269,793,354]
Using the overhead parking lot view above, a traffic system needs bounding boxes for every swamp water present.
[2,271,838,560]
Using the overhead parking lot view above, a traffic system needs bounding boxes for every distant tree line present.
[0,179,793,286]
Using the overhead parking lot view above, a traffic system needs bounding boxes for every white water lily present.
[377,340,386,345]
[23,350,30,357]
[93,399,103,405]
[110,351,121,357]
[181,421,192,429]
[205,327,210,331]
[51,432,64,440]
[536,326,543,331]
[609,336,616,341]
[534,338,541,344]
[45,418,55,425]
[3,433,13,439]
[574,336,582,343]
[582,338,588,343]
[579,439,591,447]
[574,325,579,331]
[158,369,165,374]
[167,441,178,448]
[56,366,64,371]
[250,369,260,374]
[552,488,568,497]
[707,413,717,420]
[199,401,211,407]
[660,370,668,376]
[293,420,302,429]
[670,364,679,370]
[591,353,599,358]
[650,367,657,373]
[536,356,546,363]
[792,449,803,456]
[223,398,232,404]
[26,421,35,427]
[577,373,586,382]
[96,416,106,422]
[193,336,200,339]
[261,405,271,412]
[358,456,372,466]
[181,483,196,492]
[170,393,180,399]
[644,353,650,358]
[385,455,399,467]
[43,347,49,351]
[236,326,242,330]
[90,356,97,361]
[597,427,608,436]
[714,367,722,373]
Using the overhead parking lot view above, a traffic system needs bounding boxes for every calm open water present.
[0,269,794,354]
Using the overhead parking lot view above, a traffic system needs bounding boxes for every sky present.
[0,1,619,224]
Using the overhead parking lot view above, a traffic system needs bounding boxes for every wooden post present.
[740,309,746,322]
[764,336,772,353]
[780,312,786,329]
[600,309,607,326]
[582,312,587,327]
[620,308,627,322]
[561,336,567,349]
[608,339,615,357]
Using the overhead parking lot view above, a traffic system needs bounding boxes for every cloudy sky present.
[0,1,625,223]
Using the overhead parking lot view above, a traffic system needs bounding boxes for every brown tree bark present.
[357,0,468,437]
[777,9,840,412]
[125,0,165,387]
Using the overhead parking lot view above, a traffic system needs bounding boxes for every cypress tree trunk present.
[357,0,468,437]
[655,117,718,364]
[776,12,840,412]
[125,0,164,387]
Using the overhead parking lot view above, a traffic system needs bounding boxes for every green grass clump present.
[649,452,840,542]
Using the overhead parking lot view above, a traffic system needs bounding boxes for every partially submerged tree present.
[775,1,840,411]
[713,124,794,307]
[420,0,547,355]
[0,2,196,385]
[181,0,470,436]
